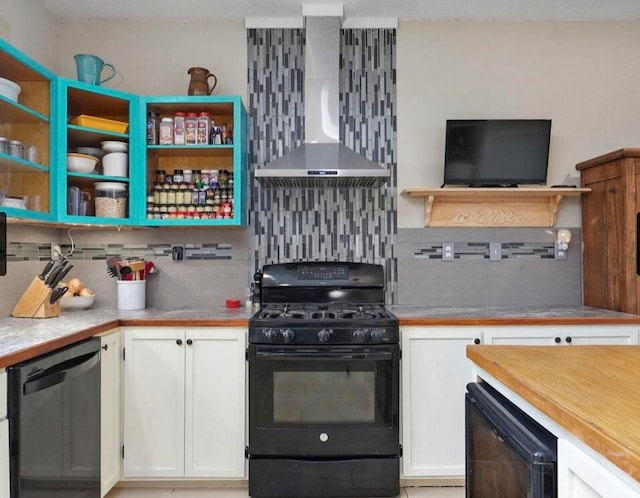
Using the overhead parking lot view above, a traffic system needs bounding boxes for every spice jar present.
[8,140,24,158]
[174,112,186,145]
[185,112,198,144]
[197,112,210,144]
[147,112,160,145]
[183,169,192,183]
[173,169,184,183]
[159,117,174,145]
[156,170,166,183]
[193,169,202,187]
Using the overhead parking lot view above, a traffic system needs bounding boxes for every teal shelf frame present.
[1,39,248,228]
[0,38,58,223]
[138,95,248,227]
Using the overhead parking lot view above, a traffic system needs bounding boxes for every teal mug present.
[74,53,116,86]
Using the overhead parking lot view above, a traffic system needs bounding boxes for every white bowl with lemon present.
[60,278,96,309]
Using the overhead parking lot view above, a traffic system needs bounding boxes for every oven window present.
[273,371,375,423]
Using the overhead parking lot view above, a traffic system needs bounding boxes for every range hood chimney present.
[254,13,391,189]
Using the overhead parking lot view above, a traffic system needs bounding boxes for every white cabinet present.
[558,439,639,498]
[558,325,638,345]
[100,329,121,497]
[401,327,481,478]
[123,327,246,479]
[483,325,639,346]
[0,370,8,498]
[401,324,639,481]
[483,326,559,345]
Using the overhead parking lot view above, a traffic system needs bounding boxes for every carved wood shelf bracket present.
[401,187,591,227]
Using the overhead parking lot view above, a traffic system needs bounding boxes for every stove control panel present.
[250,327,397,345]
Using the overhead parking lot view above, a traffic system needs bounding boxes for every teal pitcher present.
[74,54,116,86]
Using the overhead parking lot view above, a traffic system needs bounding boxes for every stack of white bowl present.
[101,141,128,177]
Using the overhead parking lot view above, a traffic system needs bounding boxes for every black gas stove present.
[248,262,399,345]
[247,261,400,498]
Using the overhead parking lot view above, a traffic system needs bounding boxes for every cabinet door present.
[558,439,639,498]
[123,327,186,478]
[483,326,560,345]
[0,420,8,498]
[184,328,246,478]
[560,326,639,345]
[401,327,481,478]
[100,330,121,497]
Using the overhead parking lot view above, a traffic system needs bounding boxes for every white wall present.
[7,8,640,230]
[56,20,247,98]
[3,0,59,70]
[397,21,640,228]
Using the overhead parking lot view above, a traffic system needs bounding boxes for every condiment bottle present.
[159,117,174,145]
[185,113,198,145]
[174,112,186,145]
[197,112,210,144]
[146,112,159,144]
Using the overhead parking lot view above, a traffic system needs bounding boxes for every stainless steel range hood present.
[254,15,391,189]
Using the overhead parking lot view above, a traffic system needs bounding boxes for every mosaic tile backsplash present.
[247,28,398,303]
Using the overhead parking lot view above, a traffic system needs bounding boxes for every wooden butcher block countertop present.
[467,345,640,482]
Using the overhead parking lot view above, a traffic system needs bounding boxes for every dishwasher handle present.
[23,350,100,395]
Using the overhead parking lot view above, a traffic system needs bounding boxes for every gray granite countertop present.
[1,305,638,368]
[388,305,640,320]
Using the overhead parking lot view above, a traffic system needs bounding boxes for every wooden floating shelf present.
[402,187,591,227]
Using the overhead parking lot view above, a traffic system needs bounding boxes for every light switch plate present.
[489,242,502,261]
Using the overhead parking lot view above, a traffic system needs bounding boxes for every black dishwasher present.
[8,337,101,497]
[465,381,557,498]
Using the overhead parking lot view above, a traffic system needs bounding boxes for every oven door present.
[248,344,400,457]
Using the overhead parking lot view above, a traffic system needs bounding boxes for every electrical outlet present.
[172,245,185,261]
[442,242,455,261]
[489,242,502,261]
[555,243,567,260]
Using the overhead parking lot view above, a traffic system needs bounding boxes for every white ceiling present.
[38,0,640,22]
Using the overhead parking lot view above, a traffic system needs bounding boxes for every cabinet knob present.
[554,337,561,343]
[565,336,572,343]
[176,339,183,346]
[102,344,108,351]
[474,338,481,345]
[187,339,193,345]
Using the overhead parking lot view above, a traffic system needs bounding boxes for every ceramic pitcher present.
[74,54,116,86]
[187,67,218,95]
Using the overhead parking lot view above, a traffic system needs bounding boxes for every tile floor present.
[106,486,465,498]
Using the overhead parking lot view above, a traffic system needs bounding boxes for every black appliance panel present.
[466,381,557,498]
[8,337,101,498]
[249,457,400,498]
[249,344,400,457]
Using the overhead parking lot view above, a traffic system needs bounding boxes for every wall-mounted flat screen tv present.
[443,119,552,187]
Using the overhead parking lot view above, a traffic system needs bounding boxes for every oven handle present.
[255,351,393,361]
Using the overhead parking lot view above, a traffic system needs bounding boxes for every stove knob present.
[282,329,295,343]
[318,329,331,342]
[352,328,368,343]
[370,329,386,342]
[265,329,279,342]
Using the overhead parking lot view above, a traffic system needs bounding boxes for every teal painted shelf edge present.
[1,40,248,228]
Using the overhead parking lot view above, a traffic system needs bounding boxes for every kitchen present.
[2,0,640,497]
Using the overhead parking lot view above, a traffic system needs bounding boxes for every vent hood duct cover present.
[254,16,391,189]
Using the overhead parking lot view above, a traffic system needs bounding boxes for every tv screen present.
[443,119,551,187]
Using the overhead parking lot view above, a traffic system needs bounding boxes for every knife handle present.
[38,260,54,280]
[51,264,73,288]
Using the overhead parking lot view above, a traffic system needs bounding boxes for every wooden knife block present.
[12,277,61,318]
